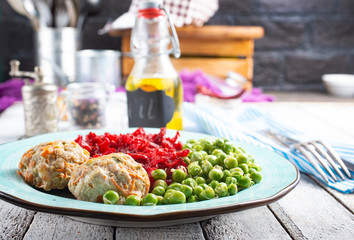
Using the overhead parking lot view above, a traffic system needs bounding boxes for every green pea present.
[181,178,196,188]
[103,190,119,205]
[191,151,203,162]
[201,139,213,151]
[168,183,182,191]
[230,167,244,175]
[207,155,219,166]
[231,171,243,181]
[222,141,234,154]
[217,152,227,163]
[228,184,238,195]
[224,157,238,169]
[250,171,262,183]
[156,195,165,205]
[187,195,199,203]
[183,143,193,150]
[141,193,158,206]
[225,176,237,185]
[199,186,215,200]
[199,183,208,189]
[238,176,252,188]
[194,185,204,195]
[188,164,202,177]
[125,195,141,206]
[164,190,186,204]
[195,176,206,185]
[248,168,257,174]
[239,163,249,174]
[215,182,228,197]
[153,179,168,189]
[189,161,199,166]
[200,151,209,160]
[192,144,203,151]
[214,138,224,148]
[181,184,193,198]
[151,169,167,180]
[237,153,249,164]
[212,149,224,156]
[172,169,187,183]
[184,157,191,165]
[202,160,213,174]
[222,169,231,181]
[209,180,219,189]
[152,186,166,196]
[249,163,262,172]
[187,139,197,144]
[209,168,224,181]
[207,146,217,155]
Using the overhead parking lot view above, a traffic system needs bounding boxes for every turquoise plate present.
[0,128,300,227]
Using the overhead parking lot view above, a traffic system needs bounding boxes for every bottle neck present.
[131,12,171,58]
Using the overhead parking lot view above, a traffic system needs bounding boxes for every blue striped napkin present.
[183,102,354,193]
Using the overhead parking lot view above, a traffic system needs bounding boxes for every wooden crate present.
[109,25,264,90]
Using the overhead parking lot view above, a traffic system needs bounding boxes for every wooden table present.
[0,96,353,239]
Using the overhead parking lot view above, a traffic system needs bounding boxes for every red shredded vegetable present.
[75,128,189,184]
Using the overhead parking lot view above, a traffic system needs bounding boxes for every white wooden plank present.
[115,223,204,240]
[310,176,354,213]
[0,200,35,240]
[201,206,291,240]
[23,213,113,240]
[268,174,354,240]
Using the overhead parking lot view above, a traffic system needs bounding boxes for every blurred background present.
[1,0,354,92]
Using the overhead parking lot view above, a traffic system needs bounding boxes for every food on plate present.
[17,128,262,206]
[18,140,90,191]
[75,128,189,184]
[68,153,150,204]
[101,136,263,206]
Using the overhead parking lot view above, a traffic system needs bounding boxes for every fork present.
[265,130,353,183]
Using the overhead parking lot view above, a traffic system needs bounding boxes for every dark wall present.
[1,0,354,92]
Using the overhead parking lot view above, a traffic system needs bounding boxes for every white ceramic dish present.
[322,74,354,98]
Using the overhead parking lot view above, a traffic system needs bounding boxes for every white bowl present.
[322,74,354,98]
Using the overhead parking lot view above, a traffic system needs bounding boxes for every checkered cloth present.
[109,0,219,30]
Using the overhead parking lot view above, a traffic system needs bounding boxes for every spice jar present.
[9,60,58,137]
[22,80,59,137]
[65,82,111,129]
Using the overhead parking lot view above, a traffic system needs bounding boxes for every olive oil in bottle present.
[126,0,183,130]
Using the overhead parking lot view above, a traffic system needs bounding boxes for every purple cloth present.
[179,69,222,102]
[0,79,25,112]
[242,88,276,102]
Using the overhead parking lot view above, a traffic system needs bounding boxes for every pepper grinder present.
[9,60,59,137]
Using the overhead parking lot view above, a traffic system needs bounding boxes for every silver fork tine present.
[295,144,329,183]
[312,141,345,180]
[265,130,352,182]
[319,141,352,179]
[303,143,337,182]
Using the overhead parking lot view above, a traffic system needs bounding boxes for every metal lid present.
[22,82,58,93]
[138,0,163,10]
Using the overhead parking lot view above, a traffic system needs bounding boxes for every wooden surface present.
[109,25,264,40]
[0,96,353,239]
[116,25,264,88]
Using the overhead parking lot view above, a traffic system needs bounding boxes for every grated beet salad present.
[75,128,190,184]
